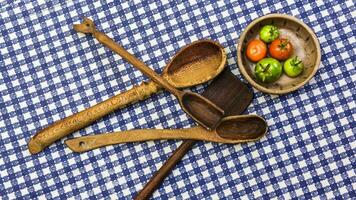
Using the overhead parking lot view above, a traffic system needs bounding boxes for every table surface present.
[0,0,355,199]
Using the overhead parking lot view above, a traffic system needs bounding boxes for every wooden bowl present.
[237,14,321,94]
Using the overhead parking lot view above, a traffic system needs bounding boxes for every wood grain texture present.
[74,18,225,130]
[28,81,160,154]
[134,70,254,199]
[65,115,266,153]
[163,41,225,87]
[28,19,226,154]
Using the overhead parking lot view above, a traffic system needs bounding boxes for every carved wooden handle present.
[74,17,181,97]
[28,81,160,154]
[65,127,207,153]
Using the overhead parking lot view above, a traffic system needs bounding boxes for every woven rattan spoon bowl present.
[74,17,225,130]
[65,115,267,153]
[27,20,226,154]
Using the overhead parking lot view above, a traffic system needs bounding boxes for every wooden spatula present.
[135,69,254,199]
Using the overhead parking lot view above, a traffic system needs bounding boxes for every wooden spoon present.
[28,39,226,155]
[136,69,254,199]
[65,115,267,152]
[73,17,225,130]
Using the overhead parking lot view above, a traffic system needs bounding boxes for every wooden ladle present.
[73,18,225,130]
[65,115,267,153]
[28,31,226,154]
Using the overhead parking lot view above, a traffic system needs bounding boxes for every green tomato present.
[255,58,282,83]
[259,25,279,43]
[284,57,304,77]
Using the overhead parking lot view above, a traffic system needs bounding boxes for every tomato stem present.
[263,64,270,72]
[278,39,289,49]
[269,26,278,36]
[291,56,302,66]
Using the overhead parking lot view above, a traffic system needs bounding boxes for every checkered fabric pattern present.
[0,0,355,199]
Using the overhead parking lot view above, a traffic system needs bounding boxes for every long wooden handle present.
[65,114,267,153]
[135,140,196,200]
[65,127,209,153]
[28,81,160,154]
[74,17,181,97]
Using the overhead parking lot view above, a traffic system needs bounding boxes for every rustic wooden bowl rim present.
[237,13,321,94]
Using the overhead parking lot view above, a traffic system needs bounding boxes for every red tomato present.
[246,39,267,62]
[269,39,293,61]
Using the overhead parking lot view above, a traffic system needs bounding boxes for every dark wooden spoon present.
[74,17,224,130]
[65,115,267,152]
[135,70,254,199]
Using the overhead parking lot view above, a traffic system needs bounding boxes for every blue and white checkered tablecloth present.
[0,0,355,199]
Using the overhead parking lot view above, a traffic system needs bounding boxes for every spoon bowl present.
[65,115,268,153]
[163,40,225,88]
[217,115,267,140]
[180,92,224,130]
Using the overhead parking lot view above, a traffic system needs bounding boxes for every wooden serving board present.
[202,69,253,115]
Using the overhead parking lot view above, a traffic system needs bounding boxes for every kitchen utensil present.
[28,40,226,155]
[74,17,224,130]
[135,70,254,199]
[238,13,321,94]
[65,115,266,152]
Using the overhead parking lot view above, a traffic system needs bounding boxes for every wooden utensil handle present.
[134,140,196,200]
[74,18,180,96]
[28,81,160,154]
[65,128,202,153]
